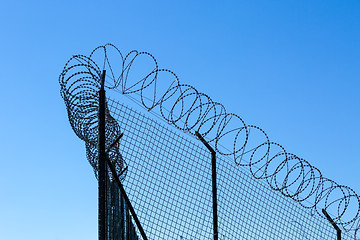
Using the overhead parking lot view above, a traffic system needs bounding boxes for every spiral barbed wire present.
[59,53,127,181]
[59,43,360,238]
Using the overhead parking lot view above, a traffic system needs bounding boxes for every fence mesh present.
[107,97,353,240]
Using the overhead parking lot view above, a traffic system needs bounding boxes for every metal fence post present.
[98,70,107,240]
[195,131,218,240]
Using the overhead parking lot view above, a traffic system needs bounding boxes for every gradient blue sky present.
[0,1,359,239]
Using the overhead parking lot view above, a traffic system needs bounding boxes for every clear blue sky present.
[0,1,359,239]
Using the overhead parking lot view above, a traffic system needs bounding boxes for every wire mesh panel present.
[107,98,354,240]
[108,98,213,239]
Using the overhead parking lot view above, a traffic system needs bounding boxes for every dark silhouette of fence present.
[59,43,360,239]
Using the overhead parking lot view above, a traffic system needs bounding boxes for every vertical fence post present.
[322,209,341,240]
[98,70,107,240]
[120,196,125,239]
[195,131,218,240]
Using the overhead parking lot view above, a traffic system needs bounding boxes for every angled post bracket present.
[322,209,341,240]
